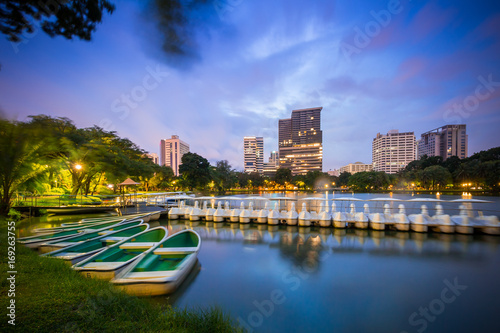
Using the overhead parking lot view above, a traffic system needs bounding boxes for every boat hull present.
[298,219,311,227]
[395,223,410,232]
[411,224,428,233]
[455,225,473,234]
[333,221,346,229]
[114,257,198,297]
[438,225,455,234]
[267,218,280,225]
[354,222,369,229]
[371,223,385,231]
[319,220,331,227]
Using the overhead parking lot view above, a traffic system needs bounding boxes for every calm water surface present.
[18,194,500,333]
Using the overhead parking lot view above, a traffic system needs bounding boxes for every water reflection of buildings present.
[167,221,500,261]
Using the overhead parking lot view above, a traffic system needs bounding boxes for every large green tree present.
[212,160,236,194]
[274,168,292,185]
[0,119,45,214]
[178,152,211,190]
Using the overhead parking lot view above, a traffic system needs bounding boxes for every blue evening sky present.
[1,0,499,171]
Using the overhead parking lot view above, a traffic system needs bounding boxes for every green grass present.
[0,218,240,333]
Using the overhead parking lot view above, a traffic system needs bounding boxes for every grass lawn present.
[0,217,240,332]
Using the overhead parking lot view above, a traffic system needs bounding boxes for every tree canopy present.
[1,0,115,42]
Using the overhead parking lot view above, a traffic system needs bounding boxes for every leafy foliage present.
[179,152,211,190]
[0,0,115,42]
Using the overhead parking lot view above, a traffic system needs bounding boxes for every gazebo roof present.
[118,178,140,186]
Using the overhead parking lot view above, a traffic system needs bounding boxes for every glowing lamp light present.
[74,164,82,170]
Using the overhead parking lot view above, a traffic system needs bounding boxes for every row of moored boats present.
[17,211,201,296]
[168,198,500,235]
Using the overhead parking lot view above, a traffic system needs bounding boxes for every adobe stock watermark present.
[238,249,330,332]
[340,0,407,61]
[99,65,170,131]
[401,277,467,333]
[443,74,500,123]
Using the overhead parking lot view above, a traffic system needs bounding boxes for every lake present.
[17,193,500,333]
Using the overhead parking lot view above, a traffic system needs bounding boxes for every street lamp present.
[74,164,82,171]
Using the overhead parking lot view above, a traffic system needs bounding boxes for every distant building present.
[417,124,468,160]
[339,162,373,174]
[145,153,159,165]
[327,169,340,177]
[372,130,416,174]
[263,151,279,177]
[278,107,323,175]
[160,135,189,176]
[244,136,264,173]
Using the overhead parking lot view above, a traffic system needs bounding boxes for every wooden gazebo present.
[118,178,141,207]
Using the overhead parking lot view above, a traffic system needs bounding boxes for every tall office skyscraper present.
[417,124,468,160]
[278,107,323,175]
[160,135,190,176]
[372,130,416,174]
[243,136,264,173]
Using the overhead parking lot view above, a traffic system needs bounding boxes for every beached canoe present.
[38,219,144,254]
[72,227,168,280]
[42,224,150,265]
[112,230,201,296]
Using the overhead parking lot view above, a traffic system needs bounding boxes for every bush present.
[7,208,22,221]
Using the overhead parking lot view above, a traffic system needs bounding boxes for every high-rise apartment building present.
[244,136,264,173]
[417,124,468,160]
[263,151,279,177]
[278,107,323,175]
[160,135,190,176]
[339,162,373,174]
[372,130,416,174]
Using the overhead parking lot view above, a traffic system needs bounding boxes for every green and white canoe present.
[112,230,201,296]
[42,224,150,265]
[19,219,126,249]
[38,219,145,254]
[33,218,126,234]
[66,212,153,226]
[72,227,168,280]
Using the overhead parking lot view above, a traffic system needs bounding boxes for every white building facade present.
[339,162,373,174]
[244,136,264,173]
[372,130,416,174]
[160,135,190,176]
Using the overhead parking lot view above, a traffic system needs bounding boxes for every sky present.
[1,0,500,171]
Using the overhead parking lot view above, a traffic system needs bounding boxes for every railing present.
[11,192,186,208]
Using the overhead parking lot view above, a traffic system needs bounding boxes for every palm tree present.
[0,120,44,215]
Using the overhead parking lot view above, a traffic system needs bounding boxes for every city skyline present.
[1,0,499,171]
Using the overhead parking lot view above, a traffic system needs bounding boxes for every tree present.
[274,168,292,185]
[347,171,390,192]
[422,165,452,190]
[337,171,352,187]
[178,152,211,190]
[1,0,115,42]
[0,119,45,215]
[212,160,236,193]
[248,172,264,190]
[304,170,325,189]
[26,115,156,195]
[150,166,175,190]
